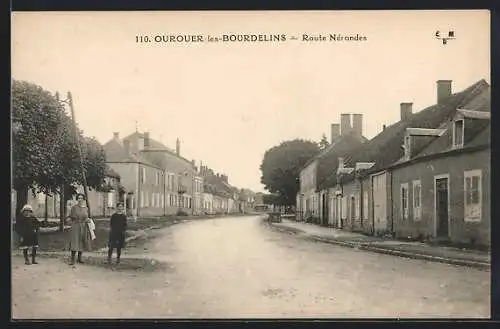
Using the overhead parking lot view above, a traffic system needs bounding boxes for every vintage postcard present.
[11,10,490,319]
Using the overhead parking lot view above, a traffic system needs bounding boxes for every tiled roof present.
[414,84,490,158]
[320,79,489,188]
[103,138,160,169]
[203,175,233,197]
[316,131,367,190]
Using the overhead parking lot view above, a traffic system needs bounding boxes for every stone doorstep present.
[272,223,490,270]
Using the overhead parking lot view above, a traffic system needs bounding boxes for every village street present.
[12,215,490,319]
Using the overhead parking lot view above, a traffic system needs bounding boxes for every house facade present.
[389,86,490,246]
[302,114,367,225]
[333,79,490,245]
[21,167,122,219]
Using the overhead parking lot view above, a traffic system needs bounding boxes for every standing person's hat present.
[21,204,33,212]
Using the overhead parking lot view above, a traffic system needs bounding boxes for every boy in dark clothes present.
[15,204,40,265]
[107,202,127,264]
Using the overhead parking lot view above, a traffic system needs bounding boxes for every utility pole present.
[67,92,92,218]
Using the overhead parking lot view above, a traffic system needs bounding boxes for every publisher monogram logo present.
[435,30,456,45]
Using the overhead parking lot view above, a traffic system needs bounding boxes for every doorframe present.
[370,171,387,232]
[433,173,451,238]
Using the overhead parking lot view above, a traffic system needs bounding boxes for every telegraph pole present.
[67,92,92,217]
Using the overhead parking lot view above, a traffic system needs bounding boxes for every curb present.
[269,223,490,270]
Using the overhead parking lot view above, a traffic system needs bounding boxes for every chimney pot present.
[175,138,180,156]
[400,103,413,121]
[352,114,363,136]
[383,124,386,131]
[330,123,340,143]
[340,113,351,136]
[437,80,452,104]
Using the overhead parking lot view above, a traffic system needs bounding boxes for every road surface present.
[12,215,490,319]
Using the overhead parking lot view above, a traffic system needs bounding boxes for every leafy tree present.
[12,80,107,221]
[319,133,330,150]
[260,139,320,206]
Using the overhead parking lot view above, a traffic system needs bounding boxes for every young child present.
[15,204,40,265]
[107,202,127,264]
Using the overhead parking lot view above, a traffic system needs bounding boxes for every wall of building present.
[391,149,490,246]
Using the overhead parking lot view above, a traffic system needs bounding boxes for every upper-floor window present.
[403,135,411,159]
[140,167,146,184]
[464,170,482,222]
[453,119,464,148]
[156,172,161,186]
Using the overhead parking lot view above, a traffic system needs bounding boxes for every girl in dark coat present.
[107,202,127,264]
[15,204,40,265]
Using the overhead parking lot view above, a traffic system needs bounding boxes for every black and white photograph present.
[11,10,490,319]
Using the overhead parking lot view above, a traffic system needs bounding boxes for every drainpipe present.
[163,171,167,217]
[136,164,140,219]
[389,171,394,236]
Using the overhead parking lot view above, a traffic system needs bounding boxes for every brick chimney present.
[437,80,452,104]
[383,124,386,131]
[352,114,363,136]
[340,113,351,135]
[176,138,180,156]
[400,103,413,121]
[144,132,150,148]
[113,132,119,140]
[330,123,340,143]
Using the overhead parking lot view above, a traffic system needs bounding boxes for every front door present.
[372,173,387,233]
[435,177,449,238]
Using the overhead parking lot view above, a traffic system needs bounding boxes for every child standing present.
[107,202,127,264]
[15,204,40,265]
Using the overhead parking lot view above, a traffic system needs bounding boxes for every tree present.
[12,80,107,220]
[260,139,320,206]
[319,133,330,150]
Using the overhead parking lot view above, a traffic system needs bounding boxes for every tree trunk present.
[59,185,65,232]
[44,193,49,222]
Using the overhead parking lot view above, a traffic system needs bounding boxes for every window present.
[363,191,369,220]
[140,167,146,184]
[157,193,160,208]
[107,192,114,208]
[156,172,160,186]
[412,180,422,221]
[140,191,144,208]
[403,135,411,158]
[355,194,360,219]
[464,170,482,222]
[145,192,149,207]
[401,183,409,220]
[37,192,46,204]
[453,119,464,148]
[161,193,164,208]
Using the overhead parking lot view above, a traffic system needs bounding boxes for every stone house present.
[333,79,489,240]
[388,84,490,246]
[298,113,367,224]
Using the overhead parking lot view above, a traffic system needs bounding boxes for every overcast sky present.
[12,10,490,193]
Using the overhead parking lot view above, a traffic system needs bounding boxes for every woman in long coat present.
[67,193,92,265]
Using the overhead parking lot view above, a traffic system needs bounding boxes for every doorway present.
[435,176,450,238]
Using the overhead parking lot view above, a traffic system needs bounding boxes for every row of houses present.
[297,79,490,248]
[21,130,257,219]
